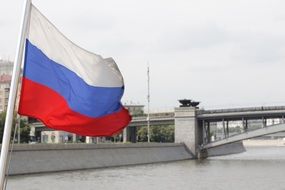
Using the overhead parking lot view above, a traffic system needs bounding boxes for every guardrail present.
[197,106,285,115]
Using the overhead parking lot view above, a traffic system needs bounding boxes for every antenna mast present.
[147,64,150,143]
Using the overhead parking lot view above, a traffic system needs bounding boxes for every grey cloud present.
[230,33,285,65]
[156,23,228,52]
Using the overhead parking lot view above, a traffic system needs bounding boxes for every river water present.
[6,146,285,190]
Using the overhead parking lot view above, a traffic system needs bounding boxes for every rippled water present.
[7,146,285,190]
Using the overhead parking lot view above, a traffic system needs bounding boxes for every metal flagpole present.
[147,64,150,143]
[0,0,31,189]
[16,115,20,144]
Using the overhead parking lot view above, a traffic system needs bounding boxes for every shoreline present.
[243,139,285,147]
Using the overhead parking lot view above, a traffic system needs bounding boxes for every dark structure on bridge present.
[179,99,200,108]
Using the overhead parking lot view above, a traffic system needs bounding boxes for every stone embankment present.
[4,143,192,175]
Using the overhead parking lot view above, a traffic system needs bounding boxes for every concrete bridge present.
[174,105,285,158]
[128,105,285,143]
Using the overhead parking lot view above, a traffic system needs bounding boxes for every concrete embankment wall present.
[207,141,246,157]
[4,143,192,175]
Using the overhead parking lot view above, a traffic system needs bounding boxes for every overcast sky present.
[1,0,285,111]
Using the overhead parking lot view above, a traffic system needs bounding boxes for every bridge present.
[203,122,285,149]
[129,106,285,142]
[173,105,285,158]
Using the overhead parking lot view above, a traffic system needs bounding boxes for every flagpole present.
[0,0,31,189]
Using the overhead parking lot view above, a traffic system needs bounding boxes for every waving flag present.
[18,5,131,136]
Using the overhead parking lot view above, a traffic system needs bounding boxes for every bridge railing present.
[197,106,285,115]
[131,112,174,121]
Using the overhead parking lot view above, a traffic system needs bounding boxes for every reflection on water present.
[7,147,285,190]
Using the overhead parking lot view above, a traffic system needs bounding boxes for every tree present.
[0,111,6,143]
[137,126,148,142]
[19,119,30,143]
[151,125,174,142]
[0,111,30,143]
[137,125,174,143]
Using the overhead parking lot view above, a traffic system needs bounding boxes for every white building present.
[0,60,13,112]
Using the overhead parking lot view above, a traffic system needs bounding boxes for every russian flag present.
[18,5,131,136]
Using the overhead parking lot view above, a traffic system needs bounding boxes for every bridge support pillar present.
[123,128,127,143]
[175,107,202,158]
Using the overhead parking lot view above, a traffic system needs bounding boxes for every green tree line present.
[137,125,174,142]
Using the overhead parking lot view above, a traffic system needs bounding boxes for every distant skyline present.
[1,0,285,112]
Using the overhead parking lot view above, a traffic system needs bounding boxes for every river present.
[6,146,285,190]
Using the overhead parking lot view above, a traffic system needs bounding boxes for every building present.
[0,60,13,112]
[41,130,75,144]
